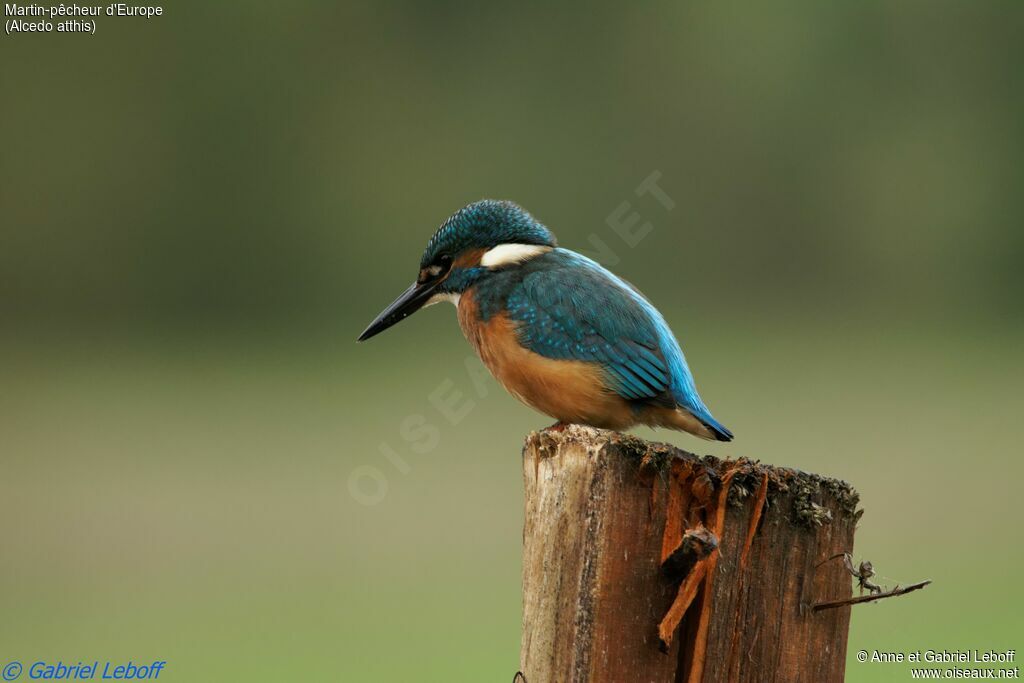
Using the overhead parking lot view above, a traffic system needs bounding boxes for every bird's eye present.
[421,254,453,282]
[433,254,454,274]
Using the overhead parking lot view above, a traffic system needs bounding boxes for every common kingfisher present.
[358,200,733,442]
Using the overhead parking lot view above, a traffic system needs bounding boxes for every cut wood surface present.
[520,425,862,683]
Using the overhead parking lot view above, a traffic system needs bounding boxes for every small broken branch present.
[813,551,932,610]
[813,580,932,612]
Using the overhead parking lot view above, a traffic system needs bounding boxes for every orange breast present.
[457,291,638,429]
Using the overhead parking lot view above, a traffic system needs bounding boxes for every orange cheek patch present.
[454,248,486,269]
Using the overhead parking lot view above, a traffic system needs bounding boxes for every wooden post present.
[520,425,861,683]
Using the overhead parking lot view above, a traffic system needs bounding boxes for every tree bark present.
[520,425,861,683]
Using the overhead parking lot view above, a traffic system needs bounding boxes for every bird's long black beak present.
[357,280,441,342]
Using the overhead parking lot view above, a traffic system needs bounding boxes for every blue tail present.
[698,413,733,442]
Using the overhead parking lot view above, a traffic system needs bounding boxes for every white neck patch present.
[480,243,552,268]
[426,292,460,307]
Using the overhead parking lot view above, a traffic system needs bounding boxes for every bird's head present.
[358,200,556,341]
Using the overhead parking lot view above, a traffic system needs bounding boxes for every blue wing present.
[504,249,728,437]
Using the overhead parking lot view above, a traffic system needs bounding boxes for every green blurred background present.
[2,2,1022,681]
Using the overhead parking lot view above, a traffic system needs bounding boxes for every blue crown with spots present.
[420,200,557,268]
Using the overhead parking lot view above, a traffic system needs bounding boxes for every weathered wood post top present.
[520,425,863,683]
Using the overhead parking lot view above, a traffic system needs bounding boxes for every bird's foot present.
[545,421,569,432]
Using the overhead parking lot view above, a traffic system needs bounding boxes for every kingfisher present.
[357,200,733,442]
